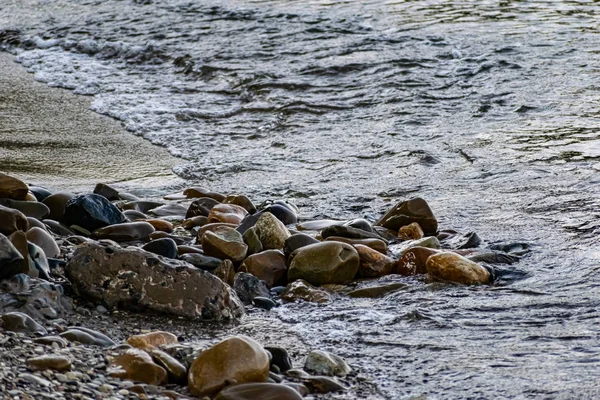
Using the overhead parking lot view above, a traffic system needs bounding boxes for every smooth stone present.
[180,253,222,270]
[127,331,179,350]
[215,383,303,400]
[9,232,37,279]
[196,223,238,242]
[122,201,165,213]
[201,226,248,263]
[0,233,28,279]
[236,212,263,235]
[321,225,382,241]
[465,250,520,265]
[148,203,188,217]
[304,350,351,377]
[28,186,53,202]
[288,242,359,285]
[233,272,271,305]
[252,296,277,310]
[182,215,209,230]
[43,220,75,236]
[264,204,297,225]
[34,336,68,348]
[177,245,204,255]
[297,219,345,231]
[438,230,482,249]
[344,218,373,232]
[0,311,47,334]
[284,383,310,397]
[118,192,140,201]
[123,209,148,221]
[283,233,319,259]
[148,349,187,384]
[264,346,293,372]
[108,348,167,385]
[183,187,225,202]
[285,368,311,379]
[188,335,270,397]
[185,197,220,218]
[0,198,50,219]
[0,173,28,200]
[41,192,75,221]
[26,227,60,258]
[255,212,290,250]
[324,236,388,254]
[93,183,120,201]
[224,195,257,214]
[62,326,116,347]
[0,204,28,235]
[208,203,249,225]
[354,244,396,278]
[142,238,178,259]
[397,222,425,241]
[348,283,408,298]
[426,252,490,284]
[26,217,47,232]
[28,242,50,280]
[242,227,263,256]
[376,197,438,235]
[18,373,52,387]
[214,259,235,285]
[239,250,287,287]
[149,231,188,245]
[390,236,441,258]
[92,221,155,242]
[144,219,174,233]
[281,280,330,304]
[396,247,441,275]
[64,194,127,232]
[66,242,243,320]
[27,355,71,371]
[304,376,346,393]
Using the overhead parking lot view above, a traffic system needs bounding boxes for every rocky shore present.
[0,170,526,399]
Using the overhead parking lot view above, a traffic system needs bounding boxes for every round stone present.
[426,252,490,284]
[215,383,303,400]
[26,227,60,258]
[201,226,248,263]
[91,222,155,242]
[41,192,75,222]
[288,242,359,285]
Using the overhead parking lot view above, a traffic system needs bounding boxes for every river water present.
[2,0,600,398]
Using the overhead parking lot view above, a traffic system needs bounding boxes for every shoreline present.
[0,52,184,195]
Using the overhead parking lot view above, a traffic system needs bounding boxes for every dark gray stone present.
[265,346,293,372]
[185,197,220,219]
[93,183,120,201]
[64,194,127,232]
[0,198,50,219]
[321,225,382,241]
[142,238,178,259]
[180,253,223,270]
[283,233,319,259]
[233,272,270,305]
[0,233,26,280]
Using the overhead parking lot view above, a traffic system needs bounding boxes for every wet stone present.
[233,272,271,305]
[0,204,29,236]
[0,198,50,219]
[288,242,360,285]
[127,331,178,350]
[108,348,167,385]
[215,383,303,400]
[281,280,330,304]
[64,194,127,232]
[93,183,120,201]
[184,187,225,202]
[397,222,425,241]
[201,226,248,263]
[376,197,438,235]
[148,349,187,384]
[321,225,382,241]
[426,252,490,285]
[396,246,441,275]
[185,197,220,219]
[224,194,257,214]
[121,201,165,214]
[180,253,222,270]
[28,186,53,202]
[344,218,373,232]
[252,296,277,310]
[265,203,297,225]
[42,192,75,222]
[214,259,235,285]
[208,203,249,225]
[26,227,60,258]
[283,233,319,259]
[60,327,116,347]
[0,173,28,200]
[239,250,287,287]
[144,219,174,233]
[304,350,351,377]
[123,209,148,222]
[304,376,346,393]
[348,283,408,298]
[0,232,27,280]
[142,238,178,259]
[324,236,388,254]
[0,311,47,334]
[354,244,396,278]
[242,226,263,256]
[91,221,155,242]
[148,203,188,217]
[264,346,293,372]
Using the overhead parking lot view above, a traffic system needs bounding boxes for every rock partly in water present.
[304,350,351,377]
[264,346,293,372]
[239,250,287,287]
[288,242,359,285]
[354,244,396,278]
[233,272,271,305]
[108,348,168,385]
[66,241,244,320]
[426,252,490,285]
[93,183,120,201]
[397,222,425,241]
[321,225,381,241]
[396,247,441,275]
[347,283,408,298]
[64,194,127,232]
[281,280,330,304]
[376,197,438,235]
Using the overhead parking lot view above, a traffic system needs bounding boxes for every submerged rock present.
[66,241,244,320]
[288,242,359,285]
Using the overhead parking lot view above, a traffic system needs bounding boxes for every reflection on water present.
[2,0,600,397]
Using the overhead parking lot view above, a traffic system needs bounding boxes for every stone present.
[264,346,293,372]
[0,204,28,235]
[376,197,438,235]
[396,247,441,275]
[180,253,223,270]
[93,183,120,201]
[28,242,51,279]
[345,218,374,232]
[62,326,116,347]
[253,296,277,310]
[0,198,50,219]
[0,233,27,279]
[304,350,351,377]
[348,283,408,298]
[224,195,257,214]
[144,219,174,233]
[288,242,359,285]
[321,225,382,241]
[122,201,165,213]
[389,236,441,258]
[284,383,310,397]
[142,238,178,259]
[28,186,53,202]
[304,376,346,393]
[43,220,75,236]
[283,233,320,258]
[66,242,243,320]
[239,250,287,287]
[397,222,425,241]
[108,348,167,385]
[127,331,179,350]
[149,231,188,245]
[196,222,238,241]
[281,280,330,304]
[182,215,209,230]
[188,336,270,397]
[148,349,187,384]
[185,197,220,218]
[233,272,271,305]
[255,212,290,250]
[0,173,28,200]
[91,221,155,242]
[236,212,263,235]
[148,203,188,217]
[0,311,47,334]
[27,355,72,371]
[426,252,490,284]
[324,236,388,254]
[18,373,52,387]
[26,217,47,231]
[42,192,75,221]
[297,220,345,231]
[201,226,248,263]
[438,230,482,249]
[242,226,263,256]
[214,259,235,286]
[123,209,148,221]
[26,227,60,258]
[177,245,204,255]
[208,203,249,225]
[354,244,396,278]
[215,383,303,400]
[34,336,68,348]
[64,194,127,232]
[184,187,225,202]
[265,204,297,225]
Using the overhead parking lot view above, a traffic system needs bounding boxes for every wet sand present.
[0,52,183,193]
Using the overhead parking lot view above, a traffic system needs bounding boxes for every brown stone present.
[183,187,225,202]
[426,252,490,284]
[201,226,248,263]
[42,192,75,221]
[254,212,290,250]
[224,195,257,214]
[7,231,36,278]
[215,383,303,400]
[214,259,235,286]
[0,173,28,200]
[127,331,179,350]
[396,247,441,275]
[108,348,167,385]
[296,220,345,231]
[281,280,330,304]
[376,197,438,235]
[354,244,396,278]
[397,222,424,241]
[239,250,287,287]
[208,203,249,225]
[148,349,187,384]
[27,355,71,371]
[324,236,388,254]
[196,223,237,243]
[144,219,174,233]
[188,336,270,397]
[0,205,28,236]
[177,245,204,255]
[347,283,408,298]
[91,221,155,242]
[26,227,60,258]
[182,215,208,230]
[288,242,359,285]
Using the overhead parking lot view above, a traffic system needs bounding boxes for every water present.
[2,0,600,398]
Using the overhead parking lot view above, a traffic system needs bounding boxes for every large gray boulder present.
[66,242,244,320]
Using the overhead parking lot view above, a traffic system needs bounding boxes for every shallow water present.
[2,0,600,398]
